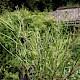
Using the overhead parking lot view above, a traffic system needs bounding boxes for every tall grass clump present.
[0,8,80,80]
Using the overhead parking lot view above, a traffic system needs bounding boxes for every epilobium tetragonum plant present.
[0,9,80,80]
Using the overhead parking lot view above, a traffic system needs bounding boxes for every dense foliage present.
[0,8,80,80]
[1,0,80,12]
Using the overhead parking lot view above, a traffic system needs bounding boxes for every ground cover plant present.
[0,8,80,80]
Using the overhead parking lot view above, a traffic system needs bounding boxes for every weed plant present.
[0,8,80,80]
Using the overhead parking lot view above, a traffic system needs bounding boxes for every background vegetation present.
[1,0,80,12]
